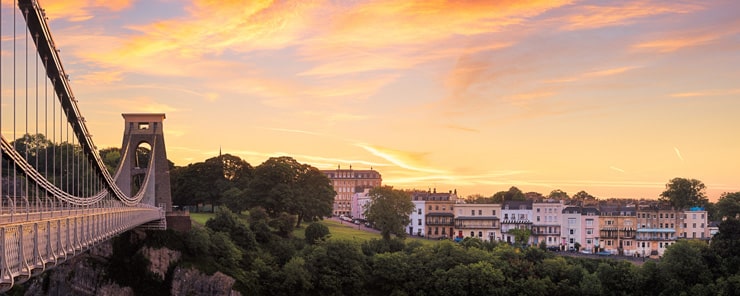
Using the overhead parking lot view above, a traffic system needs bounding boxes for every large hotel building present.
[321,166,382,217]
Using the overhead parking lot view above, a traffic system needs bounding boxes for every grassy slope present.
[191,213,433,245]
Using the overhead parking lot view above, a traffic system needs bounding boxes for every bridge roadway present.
[0,205,164,291]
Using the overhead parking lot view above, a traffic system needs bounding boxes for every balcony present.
[636,236,677,241]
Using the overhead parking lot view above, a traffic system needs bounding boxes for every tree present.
[364,186,415,240]
[508,228,531,247]
[573,190,596,201]
[305,223,331,244]
[247,157,334,227]
[465,193,493,204]
[548,189,570,201]
[292,165,335,228]
[658,240,713,294]
[716,192,740,220]
[492,186,526,202]
[659,177,708,210]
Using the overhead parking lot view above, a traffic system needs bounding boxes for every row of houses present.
[321,169,714,257]
[355,188,713,257]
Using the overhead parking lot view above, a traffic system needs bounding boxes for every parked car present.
[580,249,593,254]
[546,246,560,252]
[596,251,612,256]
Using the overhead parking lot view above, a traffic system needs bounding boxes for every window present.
[671,213,674,218]
[537,208,541,213]
[537,216,541,222]
[429,205,432,210]
[479,210,482,215]
[586,229,593,235]
[569,238,574,243]
[418,219,421,225]
[504,214,509,219]
[478,231,483,237]
[570,229,575,235]
[693,223,696,228]
[471,231,475,237]
[472,210,475,216]
[435,205,439,210]
[660,214,663,219]
[569,218,576,226]
[701,223,704,228]
[138,122,150,130]
[586,219,593,226]
[693,214,697,219]
[418,209,422,215]
[607,240,613,246]
[492,210,496,215]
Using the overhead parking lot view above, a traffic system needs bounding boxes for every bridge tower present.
[117,113,173,212]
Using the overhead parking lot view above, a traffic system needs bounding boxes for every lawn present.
[294,219,435,246]
[192,212,434,246]
[190,212,215,225]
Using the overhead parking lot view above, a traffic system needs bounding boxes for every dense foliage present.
[364,186,415,240]
[118,208,740,296]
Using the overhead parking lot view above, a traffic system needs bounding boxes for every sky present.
[16,0,740,200]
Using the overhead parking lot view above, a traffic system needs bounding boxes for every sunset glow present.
[33,0,740,200]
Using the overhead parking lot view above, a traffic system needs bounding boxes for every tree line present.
[102,206,740,295]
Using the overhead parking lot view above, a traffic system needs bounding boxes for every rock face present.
[23,243,130,296]
[170,267,242,296]
[139,246,182,280]
[19,231,240,296]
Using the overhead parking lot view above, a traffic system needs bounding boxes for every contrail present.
[610,166,625,173]
[674,147,684,161]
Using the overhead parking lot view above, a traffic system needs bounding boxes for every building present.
[412,189,458,239]
[635,202,679,258]
[581,207,600,252]
[599,203,637,256]
[501,200,533,244]
[532,200,563,247]
[351,188,371,220]
[562,206,582,251]
[453,203,501,241]
[682,207,709,240]
[322,167,381,217]
[408,200,426,237]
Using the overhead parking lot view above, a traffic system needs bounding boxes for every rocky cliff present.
[18,231,240,296]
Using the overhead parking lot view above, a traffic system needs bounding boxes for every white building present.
[532,200,563,247]
[407,200,427,237]
[682,208,708,240]
[351,188,372,220]
[501,200,533,244]
[562,206,582,251]
[581,207,600,252]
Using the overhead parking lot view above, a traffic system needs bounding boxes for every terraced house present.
[454,203,501,241]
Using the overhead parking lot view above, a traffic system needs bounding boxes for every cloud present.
[445,125,480,133]
[559,1,702,31]
[355,143,446,174]
[610,166,626,173]
[670,89,740,98]
[673,147,684,162]
[42,0,134,22]
[545,66,641,83]
[632,19,740,53]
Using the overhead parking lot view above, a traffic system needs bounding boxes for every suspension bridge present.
[0,1,172,292]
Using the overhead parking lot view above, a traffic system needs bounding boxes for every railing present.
[0,206,163,291]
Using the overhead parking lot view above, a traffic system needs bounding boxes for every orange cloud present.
[355,143,446,174]
[41,0,133,22]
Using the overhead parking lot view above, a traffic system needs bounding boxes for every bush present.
[305,223,330,245]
